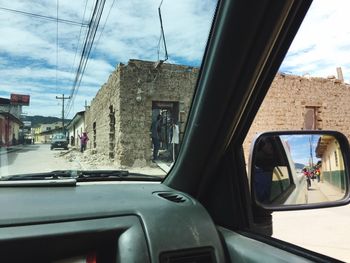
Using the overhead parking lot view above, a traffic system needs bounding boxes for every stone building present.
[85,59,199,167]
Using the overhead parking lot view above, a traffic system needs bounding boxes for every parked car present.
[50,133,68,150]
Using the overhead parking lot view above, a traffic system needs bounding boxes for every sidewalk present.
[316,180,345,201]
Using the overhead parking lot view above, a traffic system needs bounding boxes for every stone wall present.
[86,59,199,167]
[244,74,350,160]
[85,66,121,159]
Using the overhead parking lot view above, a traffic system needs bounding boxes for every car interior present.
[1,0,350,262]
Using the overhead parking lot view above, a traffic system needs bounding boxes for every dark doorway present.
[152,101,179,162]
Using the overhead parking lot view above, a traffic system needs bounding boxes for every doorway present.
[151,101,179,162]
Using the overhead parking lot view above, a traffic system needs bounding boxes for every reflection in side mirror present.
[250,131,350,210]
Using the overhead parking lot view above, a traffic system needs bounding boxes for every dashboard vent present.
[160,247,214,263]
[157,192,187,203]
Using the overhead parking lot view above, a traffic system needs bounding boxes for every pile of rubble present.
[55,148,113,169]
[54,148,166,176]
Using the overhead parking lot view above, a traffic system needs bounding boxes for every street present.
[0,143,166,177]
[0,144,80,176]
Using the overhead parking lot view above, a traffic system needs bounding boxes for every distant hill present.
[22,115,70,127]
[295,163,305,170]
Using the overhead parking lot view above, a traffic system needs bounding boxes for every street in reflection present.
[252,134,346,206]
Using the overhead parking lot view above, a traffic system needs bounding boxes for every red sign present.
[10,94,30,106]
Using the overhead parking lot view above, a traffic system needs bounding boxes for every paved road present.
[0,144,80,176]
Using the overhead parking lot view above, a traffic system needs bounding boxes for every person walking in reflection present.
[315,161,321,182]
[303,167,311,190]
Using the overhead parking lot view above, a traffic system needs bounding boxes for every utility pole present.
[56,94,71,132]
[309,135,314,167]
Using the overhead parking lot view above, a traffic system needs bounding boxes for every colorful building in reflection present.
[315,135,345,191]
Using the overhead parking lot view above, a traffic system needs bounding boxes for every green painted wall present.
[323,170,345,190]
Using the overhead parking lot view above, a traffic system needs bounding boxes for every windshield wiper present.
[0,171,76,186]
[74,170,162,182]
[0,170,162,185]
[0,170,72,181]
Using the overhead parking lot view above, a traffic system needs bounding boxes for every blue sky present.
[279,0,350,81]
[281,135,321,166]
[0,0,349,118]
[0,0,216,118]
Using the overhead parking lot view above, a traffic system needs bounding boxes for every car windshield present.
[53,134,65,140]
[0,0,217,179]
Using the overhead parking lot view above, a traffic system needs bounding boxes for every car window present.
[244,0,350,261]
[0,0,217,178]
[253,136,294,204]
[53,134,65,140]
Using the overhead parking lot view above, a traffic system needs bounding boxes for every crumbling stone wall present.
[244,74,350,160]
[116,60,198,167]
[85,67,121,158]
[86,59,198,167]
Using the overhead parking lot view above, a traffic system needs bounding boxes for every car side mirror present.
[249,131,350,211]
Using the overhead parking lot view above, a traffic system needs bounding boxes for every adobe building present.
[85,59,199,167]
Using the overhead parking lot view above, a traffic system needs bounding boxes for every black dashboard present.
[0,183,225,262]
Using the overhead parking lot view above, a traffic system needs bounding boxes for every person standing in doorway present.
[78,132,89,153]
[151,115,161,162]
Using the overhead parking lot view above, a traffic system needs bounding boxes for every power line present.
[0,6,89,27]
[91,0,117,55]
[65,0,107,118]
[65,0,90,116]
[68,0,89,86]
[56,0,59,93]
[66,0,105,117]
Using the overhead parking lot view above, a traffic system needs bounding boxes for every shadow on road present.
[0,145,42,167]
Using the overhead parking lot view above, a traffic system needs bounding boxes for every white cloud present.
[0,0,216,118]
[9,0,350,117]
[281,0,350,82]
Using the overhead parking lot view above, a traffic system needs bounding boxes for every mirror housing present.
[249,130,350,211]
